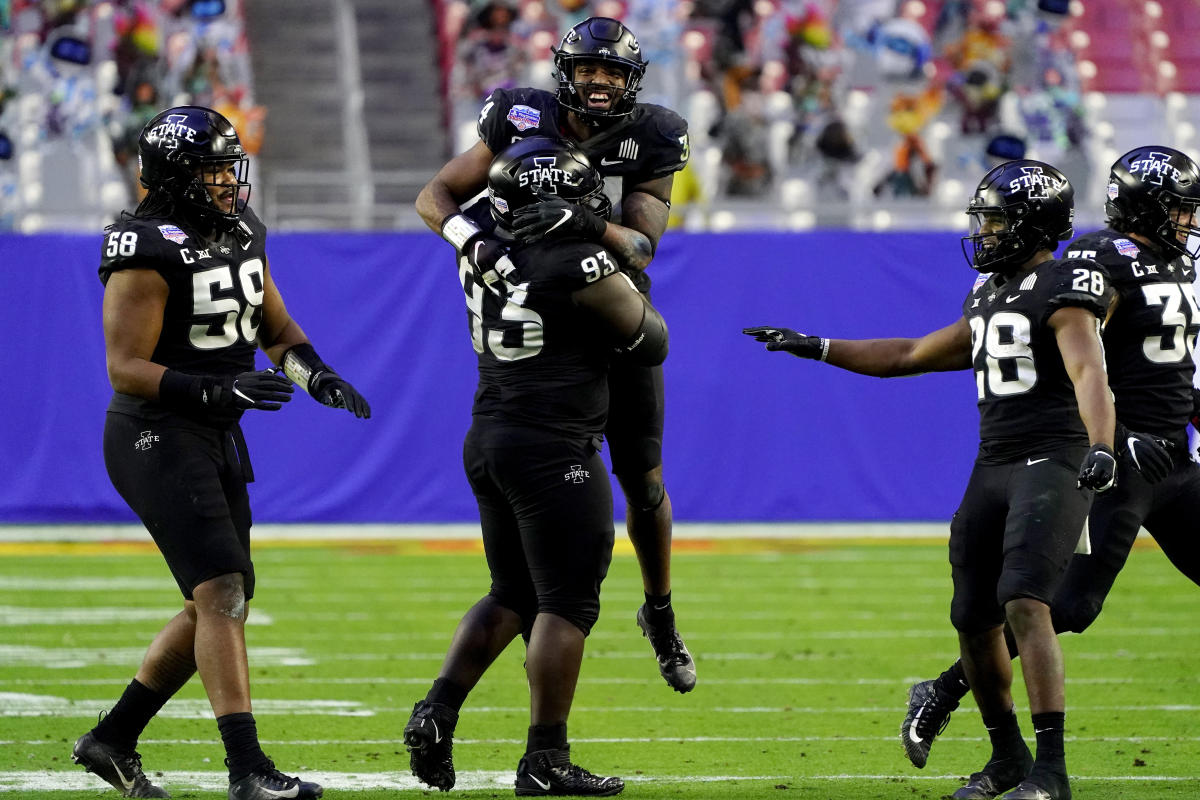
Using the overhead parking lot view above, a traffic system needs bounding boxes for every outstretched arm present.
[744,317,973,377]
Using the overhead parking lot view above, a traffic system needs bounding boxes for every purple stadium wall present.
[0,230,980,523]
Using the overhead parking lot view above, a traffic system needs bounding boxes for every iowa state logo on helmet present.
[516,156,580,194]
[1128,151,1184,186]
[1008,164,1067,199]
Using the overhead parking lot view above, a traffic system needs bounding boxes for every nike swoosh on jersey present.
[109,758,136,791]
[1005,294,1021,303]
[599,157,624,165]
[1027,457,1049,465]
[544,208,574,235]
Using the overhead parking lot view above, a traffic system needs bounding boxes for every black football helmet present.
[552,17,646,120]
[962,159,1074,274]
[487,136,612,229]
[1105,146,1200,258]
[137,105,250,233]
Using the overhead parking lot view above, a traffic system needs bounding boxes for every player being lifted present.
[745,161,1117,800]
[416,16,695,694]
[405,136,668,796]
[899,145,1200,787]
[74,106,369,800]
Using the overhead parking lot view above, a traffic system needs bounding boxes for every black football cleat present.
[514,747,624,796]
[403,700,458,791]
[1000,776,1071,800]
[228,760,322,800]
[901,679,958,768]
[952,747,1034,800]
[72,731,170,798]
[636,605,696,693]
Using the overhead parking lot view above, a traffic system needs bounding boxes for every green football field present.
[1,536,1196,799]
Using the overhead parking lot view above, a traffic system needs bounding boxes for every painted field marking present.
[1,770,1193,793]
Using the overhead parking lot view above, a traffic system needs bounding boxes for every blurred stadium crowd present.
[1,0,1198,231]
[440,0,1200,230]
[0,0,260,230]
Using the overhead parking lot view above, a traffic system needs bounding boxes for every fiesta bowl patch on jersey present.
[1113,238,1140,258]
[158,224,188,244]
[507,104,541,131]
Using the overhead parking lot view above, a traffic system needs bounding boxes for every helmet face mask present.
[487,136,612,230]
[137,106,251,233]
[553,17,646,121]
[1106,146,1200,258]
[961,160,1074,274]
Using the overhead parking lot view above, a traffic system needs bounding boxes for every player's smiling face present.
[198,162,240,213]
[1169,202,1198,244]
[573,60,628,112]
[971,211,1008,253]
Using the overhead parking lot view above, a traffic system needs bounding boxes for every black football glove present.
[1077,443,1117,492]
[742,326,826,360]
[310,372,371,419]
[462,233,515,296]
[219,369,294,411]
[510,194,607,245]
[1118,427,1174,484]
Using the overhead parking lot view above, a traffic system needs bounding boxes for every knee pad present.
[1050,597,1103,635]
[488,587,537,631]
[625,480,665,513]
[539,598,600,637]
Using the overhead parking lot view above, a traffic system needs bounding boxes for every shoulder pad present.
[478,87,557,150]
[99,216,194,281]
[1045,257,1112,318]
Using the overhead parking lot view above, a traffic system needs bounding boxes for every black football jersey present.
[1065,229,1199,442]
[462,234,622,439]
[962,257,1113,463]
[99,208,269,425]
[478,87,689,184]
[478,87,686,295]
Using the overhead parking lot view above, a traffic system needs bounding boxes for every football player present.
[899,146,1200,784]
[416,16,696,693]
[745,160,1117,800]
[404,136,667,796]
[73,106,368,800]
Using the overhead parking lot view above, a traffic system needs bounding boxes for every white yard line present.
[0,770,1192,792]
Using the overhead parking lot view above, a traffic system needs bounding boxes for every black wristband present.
[159,369,226,410]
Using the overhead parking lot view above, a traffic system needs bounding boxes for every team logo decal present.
[134,430,160,451]
[1129,151,1181,186]
[564,464,590,484]
[1008,165,1064,199]
[158,224,187,244]
[517,156,578,193]
[507,104,541,132]
[1107,182,1120,201]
